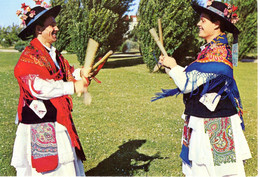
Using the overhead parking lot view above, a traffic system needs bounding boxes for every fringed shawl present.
[152,33,244,130]
[14,38,86,160]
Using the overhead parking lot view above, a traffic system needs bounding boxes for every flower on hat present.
[42,2,52,8]
[20,20,26,28]
[231,13,239,24]
[207,0,214,7]
[21,3,29,10]
[16,0,52,28]
[20,14,28,21]
[29,10,36,18]
[33,0,44,5]
[26,6,31,13]
[224,3,239,24]
[16,10,22,16]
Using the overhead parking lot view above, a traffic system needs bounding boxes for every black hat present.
[18,5,61,40]
[192,1,240,34]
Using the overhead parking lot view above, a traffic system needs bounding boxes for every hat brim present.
[192,4,240,34]
[18,5,61,40]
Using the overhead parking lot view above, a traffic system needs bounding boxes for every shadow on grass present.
[103,56,144,69]
[85,139,167,176]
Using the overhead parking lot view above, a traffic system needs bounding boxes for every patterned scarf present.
[152,33,244,130]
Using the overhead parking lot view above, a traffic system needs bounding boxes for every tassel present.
[232,33,239,67]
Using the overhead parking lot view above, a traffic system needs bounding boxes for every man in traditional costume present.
[153,1,251,176]
[12,1,90,176]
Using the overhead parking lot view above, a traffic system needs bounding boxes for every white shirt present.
[23,46,81,100]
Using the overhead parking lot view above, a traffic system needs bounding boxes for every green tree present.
[51,0,134,65]
[236,0,257,59]
[137,0,201,71]
[221,0,257,59]
[0,25,21,48]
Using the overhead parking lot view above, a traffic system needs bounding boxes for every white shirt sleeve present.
[168,65,215,93]
[72,68,82,80]
[25,67,83,100]
[28,77,74,100]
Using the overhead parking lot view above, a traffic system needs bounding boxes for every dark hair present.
[32,14,51,38]
[206,12,227,32]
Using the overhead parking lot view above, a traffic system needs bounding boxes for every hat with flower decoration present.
[17,0,61,40]
[192,0,240,66]
[192,0,240,34]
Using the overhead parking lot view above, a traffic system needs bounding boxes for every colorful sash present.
[204,117,236,166]
[180,116,192,166]
[152,33,244,130]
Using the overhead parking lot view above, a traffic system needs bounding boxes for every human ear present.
[214,21,220,30]
[35,25,43,34]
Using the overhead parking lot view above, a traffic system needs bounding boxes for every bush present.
[51,0,134,65]
[14,40,29,52]
[137,0,201,72]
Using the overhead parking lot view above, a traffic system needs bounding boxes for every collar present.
[209,33,228,46]
[39,41,59,69]
[200,43,210,51]
[200,33,228,51]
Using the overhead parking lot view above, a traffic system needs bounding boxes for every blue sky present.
[0,0,140,27]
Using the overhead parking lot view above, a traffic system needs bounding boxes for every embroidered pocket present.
[29,100,47,119]
[31,122,58,172]
[204,117,236,166]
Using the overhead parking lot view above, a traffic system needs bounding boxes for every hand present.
[80,67,93,79]
[74,80,85,94]
[159,55,177,69]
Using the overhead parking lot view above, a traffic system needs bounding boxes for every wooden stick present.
[92,50,113,70]
[78,38,99,99]
[84,38,99,68]
[149,28,168,57]
[158,18,163,46]
[153,19,164,72]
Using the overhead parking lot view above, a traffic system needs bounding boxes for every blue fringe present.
[151,88,180,102]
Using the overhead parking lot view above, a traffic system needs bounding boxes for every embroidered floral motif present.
[31,122,57,159]
[204,117,236,166]
[196,33,233,68]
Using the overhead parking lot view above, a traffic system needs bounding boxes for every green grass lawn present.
[0,52,257,176]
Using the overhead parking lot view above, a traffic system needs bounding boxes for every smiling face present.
[36,16,59,48]
[197,13,221,43]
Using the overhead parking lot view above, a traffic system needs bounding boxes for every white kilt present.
[182,114,251,177]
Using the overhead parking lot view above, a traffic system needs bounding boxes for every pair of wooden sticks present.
[150,18,167,72]
[79,38,113,105]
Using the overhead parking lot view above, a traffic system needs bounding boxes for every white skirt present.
[182,114,251,177]
[11,122,85,176]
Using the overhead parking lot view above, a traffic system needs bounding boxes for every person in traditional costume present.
[12,1,91,176]
[153,1,251,176]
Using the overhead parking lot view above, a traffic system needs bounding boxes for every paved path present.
[0,49,18,52]
[110,52,142,58]
[0,49,256,63]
